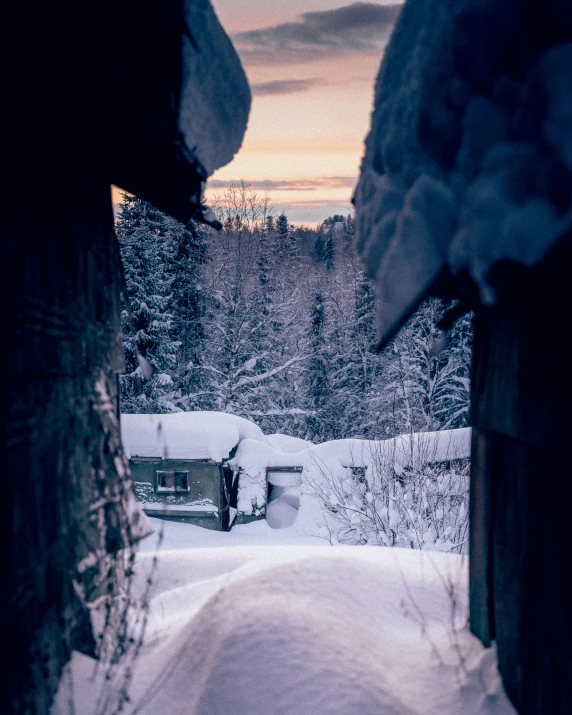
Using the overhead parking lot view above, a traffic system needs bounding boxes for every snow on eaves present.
[179,0,251,177]
[355,0,572,342]
[121,411,265,463]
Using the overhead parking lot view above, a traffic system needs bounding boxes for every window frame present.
[155,470,190,494]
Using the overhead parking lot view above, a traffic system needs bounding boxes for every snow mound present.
[266,488,301,529]
[133,559,416,714]
[52,523,516,715]
[121,411,265,462]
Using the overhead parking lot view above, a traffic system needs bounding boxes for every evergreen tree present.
[305,290,333,439]
[116,195,177,412]
[379,299,472,434]
[168,218,209,406]
[313,232,326,262]
[324,235,335,271]
[275,213,289,258]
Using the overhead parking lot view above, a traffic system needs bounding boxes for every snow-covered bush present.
[305,430,470,553]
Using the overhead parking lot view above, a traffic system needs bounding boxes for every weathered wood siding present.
[1,179,144,713]
[470,239,572,714]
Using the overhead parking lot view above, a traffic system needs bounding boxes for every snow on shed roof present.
[121,411,265,462]
[265,434,312,453]
[307,428,471,475]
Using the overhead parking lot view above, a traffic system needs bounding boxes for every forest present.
[118,183,472,441]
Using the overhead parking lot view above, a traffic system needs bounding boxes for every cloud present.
[234,2,402,64]
[271,200,354,225]
[207,177,358,192]
[250,78,327,95]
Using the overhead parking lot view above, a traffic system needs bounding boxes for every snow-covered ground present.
[53,517,515,715]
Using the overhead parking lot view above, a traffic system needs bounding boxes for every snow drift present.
[52,529,516,715]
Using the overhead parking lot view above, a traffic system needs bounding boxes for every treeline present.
[117,184,472,441]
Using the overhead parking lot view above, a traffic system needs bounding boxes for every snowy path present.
[53,519,515,715]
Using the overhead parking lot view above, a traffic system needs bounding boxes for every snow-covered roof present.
[308,428,471,472]
[265,434,312,453]
[121,412,265,462]
[230,428,471,515]
[354,0,572,343]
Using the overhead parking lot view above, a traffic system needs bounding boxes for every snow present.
[120,411,265,462]
[178,0,250,177]
[354,0,572,339]
[265,433,312,453]
[266,488,301,529]
[231,427,471,518]
[53,517,515,715]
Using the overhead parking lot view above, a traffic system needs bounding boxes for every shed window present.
[156,470,190,493]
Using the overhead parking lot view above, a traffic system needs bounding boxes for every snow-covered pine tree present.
[345,270,383,438]
[166,217,209,410]
[275,212,290,259]
[305,289,333,439]
[313,231,326,263]
[378,299,472,434]
[116,195,177,412]
[324,235,335,272]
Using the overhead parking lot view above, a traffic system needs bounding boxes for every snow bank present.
[53,524,515,715]
[121,411,265,462]
[355,0,572,339]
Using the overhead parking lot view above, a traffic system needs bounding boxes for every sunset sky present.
[111,2,401,225]
[205,1,401,224]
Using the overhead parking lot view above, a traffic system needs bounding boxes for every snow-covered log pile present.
[354,0,572,342]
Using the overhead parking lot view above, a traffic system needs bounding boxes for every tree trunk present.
[1,181,147,713]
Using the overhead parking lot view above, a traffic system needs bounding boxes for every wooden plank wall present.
[1,180,131,713]
[470,239,572,714]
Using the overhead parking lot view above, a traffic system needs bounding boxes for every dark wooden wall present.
[470,238,572,714]
[0,178,143,713]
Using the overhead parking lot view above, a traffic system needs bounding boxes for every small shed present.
[227,437,310,526]
[121,412,265,530]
